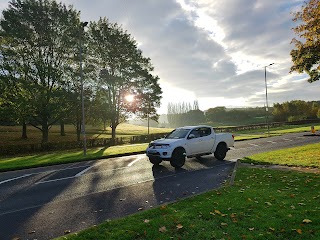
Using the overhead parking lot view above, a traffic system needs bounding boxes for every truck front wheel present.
[149,158,162,165]
[170,148,186,168]
[214,143,227,160]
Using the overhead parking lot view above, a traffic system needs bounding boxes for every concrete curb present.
[229,159,240,185]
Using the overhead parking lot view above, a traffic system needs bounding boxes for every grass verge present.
[57,167,320,240]
[0,143,148,172]
[241,142,320,168]
[0,134,267,172]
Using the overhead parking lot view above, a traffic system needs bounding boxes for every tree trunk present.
[60,120,66,136]
[111,120,117,145]
[111,125,116,139]
[76,120,81,142]
[42,119,49,143]
[21,121,28,139]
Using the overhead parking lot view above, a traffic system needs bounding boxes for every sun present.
[125,94,135,102]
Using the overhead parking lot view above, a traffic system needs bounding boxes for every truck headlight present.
[161,144,170,149]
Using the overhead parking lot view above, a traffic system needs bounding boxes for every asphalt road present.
[0,132,319,240]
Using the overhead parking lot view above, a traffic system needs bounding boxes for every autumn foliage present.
[290,0,320,82]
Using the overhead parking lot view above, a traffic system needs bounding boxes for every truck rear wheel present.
[149,158,162,165]
[214,143,227,160]
[170,148,186,168]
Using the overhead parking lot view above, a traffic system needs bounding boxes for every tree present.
[272,100,319,121]
[88,18,162,140]
[0,0,81,143]
[290,0,320,82]
[205,107,227,123]
[183,109,206,125]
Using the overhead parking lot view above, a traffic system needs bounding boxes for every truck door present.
[186,128,203,155]
[198,127,215,153]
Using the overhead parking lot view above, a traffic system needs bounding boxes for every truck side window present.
[200,127,211,137]
[189,129,200,138]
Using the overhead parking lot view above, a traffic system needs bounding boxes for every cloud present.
[0,0,318,114]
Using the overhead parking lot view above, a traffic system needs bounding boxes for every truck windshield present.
[165,129,190,139]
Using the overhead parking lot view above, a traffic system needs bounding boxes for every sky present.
[1,0,319,114]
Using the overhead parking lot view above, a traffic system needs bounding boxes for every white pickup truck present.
[146,125,234,168]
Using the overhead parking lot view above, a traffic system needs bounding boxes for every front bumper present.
[146,148,172,160]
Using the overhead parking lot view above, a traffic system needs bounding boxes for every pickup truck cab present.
[146,125,234,168]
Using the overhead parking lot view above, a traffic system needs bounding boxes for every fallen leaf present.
[296,229,302,234]
[249,227,254,231]
[64,230,71,235]
[265,202,272,206]
[176,224,183,229]
[221,222,228,226]
[159,226,167,233]
[303,219,312,223]
[28,230,36,234]
[160,205,167,210]
[215,210,222,215]
[214,210,226,216]
[144,219,150,223]
[269,227,275,231]
[11,237,20,240]
[138,207,143,211]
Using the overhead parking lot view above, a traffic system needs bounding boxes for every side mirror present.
[188,134,195,139]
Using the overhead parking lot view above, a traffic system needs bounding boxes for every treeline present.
[167,101,206,127]
[163,100,320,128]
[205,106,267,125]
[0,0,161,143]
[273,100,320,122]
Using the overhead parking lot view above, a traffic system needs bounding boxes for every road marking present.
[128,155,145,167]
[35,176,77,184]
[283,138,293,141]
[248,143,259,147]
[267,141,277,144]
[75,165,95,177]
[0,174,33,185]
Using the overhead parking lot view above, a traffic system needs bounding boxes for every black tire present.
[149,158,162,165]
[214,143,227,160]
[170,148,186,168]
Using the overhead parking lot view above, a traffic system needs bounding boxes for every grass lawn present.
[57,167,320,240]
[0,143,148,172]
[1,130,318,172]
[241,142,320,168]
[0,123,172,147]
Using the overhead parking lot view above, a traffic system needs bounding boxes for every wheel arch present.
[173,146,186,155]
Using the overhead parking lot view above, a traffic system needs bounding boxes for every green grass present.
[0,123,172,147]
[57,167,320,240]
[241,142,320,168]
[0,143,148,172]
[0,123,319,172]
[269,125,320,134]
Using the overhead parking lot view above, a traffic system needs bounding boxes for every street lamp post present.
[80,21,88,156]
[264,63,274,136]
[147,101,150,135]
